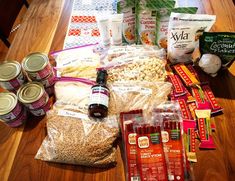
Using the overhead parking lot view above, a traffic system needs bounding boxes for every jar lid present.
[0,92,18,115]
[22,52,49,72]
[17,82,44,103]
[0,61,21,81]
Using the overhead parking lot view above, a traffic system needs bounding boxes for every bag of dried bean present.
[35,110,119,167]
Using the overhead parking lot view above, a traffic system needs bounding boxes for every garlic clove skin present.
[199,54,222,77]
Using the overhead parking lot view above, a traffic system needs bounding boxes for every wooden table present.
[0,0,235,180]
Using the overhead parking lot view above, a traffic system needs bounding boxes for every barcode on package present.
[131,177,140,181]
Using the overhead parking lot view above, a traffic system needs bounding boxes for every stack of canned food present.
[22,52,55,96]
[0,52,54,127]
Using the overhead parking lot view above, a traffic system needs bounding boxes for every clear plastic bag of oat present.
[35,109,119,167]
[109,81,172,115]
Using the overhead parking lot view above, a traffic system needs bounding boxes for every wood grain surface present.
[0,0,234,181]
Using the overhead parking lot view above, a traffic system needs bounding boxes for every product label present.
[174,64,199,86]
[197,118,210,141]
[168,27,195,63]
[112,86,152,95]
[58,109,89,120]
[137,132,167,181]
[163,127,184,181]
[122,7,135,44]
[169,75,185,96]
[178,99,192,120]
[129,133,137,145]
[202,85,221,111]
[138,11,156,45]
[89,86,109,107]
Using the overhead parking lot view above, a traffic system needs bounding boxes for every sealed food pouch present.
[183,120,197,162]
[117,0,136,44]
[153,101,186,181]
[35,110,119,167]
[195,109,216,149]
[167,13,216,63]
[135,0,175,45]
[136,124,168,181]
[199,32,235,68]
[156,7,198,49]
[120,110,144,181]
[51,44,100,80]
[53,78,95,113]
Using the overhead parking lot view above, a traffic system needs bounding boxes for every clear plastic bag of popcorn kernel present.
[35,110,119,167]
[102,50,167,83]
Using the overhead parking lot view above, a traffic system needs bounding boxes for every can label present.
[28,63,52,80]
[7,108,27,127]
[0,102,23,122]
[0,71,25,90]
[89,86,109,107]
[45,86,54,96]
[25,92,49,109]
[41,72,55,88]
[30,99,51,116]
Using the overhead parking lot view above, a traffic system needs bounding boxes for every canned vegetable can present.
[22,52,52,80]
[0,92,23,122]
[17,82,49,109]
[29,97,51,116]
[0,61,26,91]
[6,108,27,128]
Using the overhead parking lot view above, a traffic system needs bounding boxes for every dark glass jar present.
[88,70,109,118]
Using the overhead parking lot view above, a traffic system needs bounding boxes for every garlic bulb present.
[199,54,221,77]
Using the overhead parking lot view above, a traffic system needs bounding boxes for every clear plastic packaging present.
[35,110,119,167]
[153,101,191,181]
[103,49,167,82]
[101,45,165,66]
[53,78,95,114]
[109,81,172,115]
[51,44,100,80]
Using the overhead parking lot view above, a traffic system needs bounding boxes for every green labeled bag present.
[155,7,198,49]
[199,32,235,67]
[135,0,175,45]
[117,0,136,44]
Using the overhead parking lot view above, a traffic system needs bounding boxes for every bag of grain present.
[35,109,119,167]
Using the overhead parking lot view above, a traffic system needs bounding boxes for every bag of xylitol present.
[167,13,216,64]
[156,7,198,49]
[136,0,175,45]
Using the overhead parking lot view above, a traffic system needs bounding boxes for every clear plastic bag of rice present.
[35,110,119,167]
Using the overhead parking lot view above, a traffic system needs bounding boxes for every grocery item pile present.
[0,0,234,180]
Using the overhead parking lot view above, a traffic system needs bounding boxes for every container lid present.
[0,92,18,115]
[17,82,44,103]
[22,52,48,72]
[0,61,21,81]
